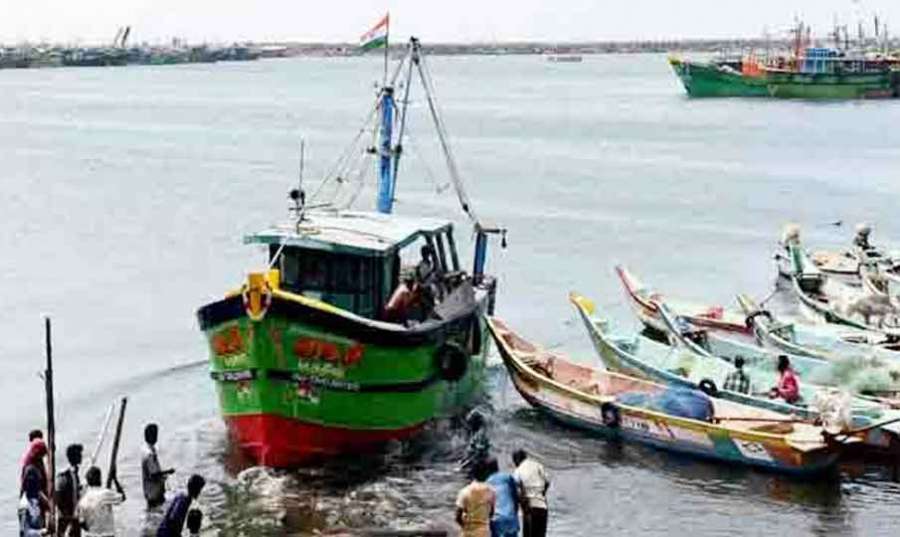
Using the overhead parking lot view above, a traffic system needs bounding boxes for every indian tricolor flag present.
[360,13,389,51]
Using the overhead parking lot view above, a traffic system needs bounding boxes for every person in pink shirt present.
[770,355,800,404]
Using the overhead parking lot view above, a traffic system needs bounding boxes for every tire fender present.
[601,402,621,429]
[435,342,468,382]
[698,378,719,397]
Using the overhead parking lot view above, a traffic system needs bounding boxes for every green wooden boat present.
[196,38,504,466]
[488,316,844,477]
[669,56,900,99]
[785,243,900,337]
[570,293,900,451]
[737,294,900,364]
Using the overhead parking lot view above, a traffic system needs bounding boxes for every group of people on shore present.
[18,424,207,536]
[457,411,551,537]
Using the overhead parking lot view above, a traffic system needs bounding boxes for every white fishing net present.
[811,389,853,435]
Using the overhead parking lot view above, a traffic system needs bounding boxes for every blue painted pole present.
[376,87,396,214]
[473,229,488,281]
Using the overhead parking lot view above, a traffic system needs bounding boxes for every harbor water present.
[3,54,900,535]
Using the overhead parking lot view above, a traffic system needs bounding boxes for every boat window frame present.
[445,226,461,271]
[433,233,449,274]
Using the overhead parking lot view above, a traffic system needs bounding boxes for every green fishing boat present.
[669,21,900,99]
[669,56,899,99]
[196,37,504,466]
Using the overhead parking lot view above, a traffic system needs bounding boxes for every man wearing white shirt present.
[77,466,125,537]
[513,449,550,537]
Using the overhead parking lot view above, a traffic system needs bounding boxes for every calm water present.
[3,53,900,536]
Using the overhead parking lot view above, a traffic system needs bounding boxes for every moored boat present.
[669,56,899,99]
[616,265,749,336]
[570,293,900,452]
[488,316,845,476]
[656,300,900,404]
[737,294,900,362]
[669,21,900,100]
[785,244,900,336]
[196,38,505,466]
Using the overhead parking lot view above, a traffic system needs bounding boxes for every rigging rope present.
[414,48,479,225]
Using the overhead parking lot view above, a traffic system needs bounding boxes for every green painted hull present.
[670,58,900,99]
[197,292,491,465]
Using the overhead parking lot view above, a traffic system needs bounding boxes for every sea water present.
[3,54,900,535]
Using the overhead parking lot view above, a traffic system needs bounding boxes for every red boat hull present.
[225,414,425,467]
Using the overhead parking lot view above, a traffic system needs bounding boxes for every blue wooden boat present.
[570,293,900,452]
[655,301,900,405]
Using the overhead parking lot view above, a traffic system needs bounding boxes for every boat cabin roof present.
[245,210,454,256]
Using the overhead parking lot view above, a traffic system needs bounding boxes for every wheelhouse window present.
[273,246,382,318]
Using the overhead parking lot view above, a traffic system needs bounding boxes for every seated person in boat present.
[769,355,800,404]
[417,245,438,284]
[854,223,874,252]
[676,317,707,347]
[723,356,750,394]
[382,274,423,324]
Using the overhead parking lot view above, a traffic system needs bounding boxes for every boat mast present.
[375,87,396,214]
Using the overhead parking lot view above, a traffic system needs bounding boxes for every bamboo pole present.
[44,317,57,536]
[90,403,116,467]
[714,416,811,424]
[106,397,127,489]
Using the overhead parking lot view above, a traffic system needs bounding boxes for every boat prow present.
[615,265,749,335]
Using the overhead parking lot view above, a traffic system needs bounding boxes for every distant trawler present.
[670,20,900,99]
[546,53,583,63]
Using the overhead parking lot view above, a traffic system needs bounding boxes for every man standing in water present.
[461,410,492,477]
[455,460,495,537]
[157,474,206,537]
[485,457,520,537]
[77,466,125,537]
[513,449,550,537]
[56,443,84,536]
[142,424,175,509]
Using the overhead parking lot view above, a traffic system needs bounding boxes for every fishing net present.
[811,389,852,434]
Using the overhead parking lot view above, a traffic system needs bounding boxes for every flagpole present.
[382,14,390,87]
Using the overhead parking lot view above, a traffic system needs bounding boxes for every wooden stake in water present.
[90,403,116,467]
[106,397,128,489]
[44,317,57,536]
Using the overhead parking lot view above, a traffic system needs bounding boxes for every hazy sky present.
[4,0,900,44]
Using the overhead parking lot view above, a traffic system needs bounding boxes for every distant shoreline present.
[235,38,884,57]
[8,37,898,58]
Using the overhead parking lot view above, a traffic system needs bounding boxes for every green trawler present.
[669,56,900,99]
[196,37,504,467]
[670,21,900,99]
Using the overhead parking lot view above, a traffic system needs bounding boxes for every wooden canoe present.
[656,300,900,408]
[737,294,900,363]
[615,265,750,336]
[487,316,844,476]
[570,293,900,452]
[785,244,900,337]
